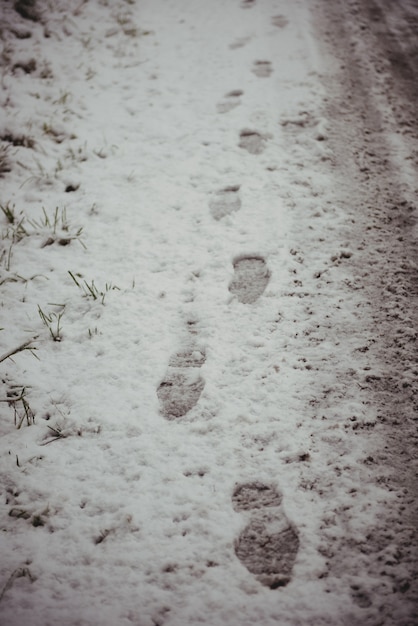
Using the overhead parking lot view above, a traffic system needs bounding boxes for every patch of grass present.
[8,508,31,520]
[55,159,63,175]
[0,271,48,285]
[9,505,49,527]
[0,338,38,363]
[69,271,120,304]
[41,414,98,445]
[95,528,113,544]
[126,170,136,183]
[15,394,35,428]
[29,206,62,232]
[41,124,73,144]
[123,26,138,37]
[81,35,92,50]
[28,207,85,248]
[20,158,52,188]
[85,67,96,80]
[0,207,27,268]
[42,423,67,444]
[65,144,88,163]
[0,244,13,272]
[0,566,36,604]
[0,341,38,428]
[93,147,107,158]
[53,90,72,106]
[0,133,35,148]
[12,58,37,74]
[1,203,28,246]
[38,304,65,341]
[39,62,53,79]
[0,387,35,428]
[1,202,17,224]
[0,145,12,177]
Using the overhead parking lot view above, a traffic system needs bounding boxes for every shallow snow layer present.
[0,0,416,624]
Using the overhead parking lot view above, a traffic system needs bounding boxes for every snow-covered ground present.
[0,0,417,624]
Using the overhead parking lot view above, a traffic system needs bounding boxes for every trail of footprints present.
[157,6,299,588]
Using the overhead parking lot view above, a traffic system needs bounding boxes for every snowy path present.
[0,1,417,624]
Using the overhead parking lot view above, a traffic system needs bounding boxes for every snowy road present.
[0,0,417,624]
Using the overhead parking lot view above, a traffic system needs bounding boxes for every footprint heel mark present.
[209,185,241,220]
[252,60,273,78]
[238,129,268,155]
[229,256,270,303]
[232,482,299,589]
[157,348,206,419]
[216,89,244,114]
[226,89,244,98]
[271,15,289,28]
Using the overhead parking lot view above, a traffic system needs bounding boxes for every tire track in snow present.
[282,0,418,619]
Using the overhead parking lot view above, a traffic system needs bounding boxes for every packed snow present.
[0,0,417,624]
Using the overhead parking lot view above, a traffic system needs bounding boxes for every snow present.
[0,0,417,625]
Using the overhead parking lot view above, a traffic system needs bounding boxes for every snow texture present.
[0,0,417,624]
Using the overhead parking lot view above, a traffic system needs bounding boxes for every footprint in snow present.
[229,36,251,50]
[209,185,241,220]
[271,14,289,28]
[157,345,205,419]
[252,60,273,78]
[241,0,256,8]
[217,89,244,114]
[238,129,268,155]
[229,256,270,303]
[232,482,299,588]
